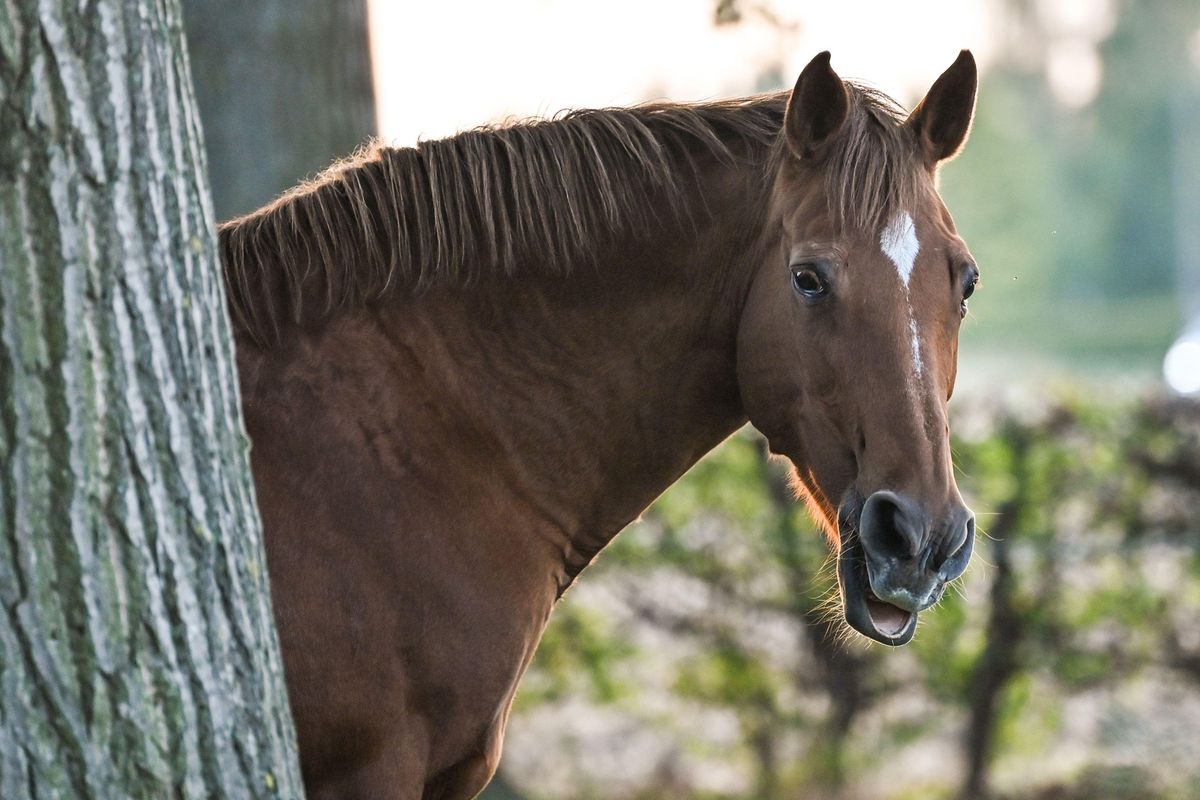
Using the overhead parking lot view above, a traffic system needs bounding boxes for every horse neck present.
[377,159,771,589]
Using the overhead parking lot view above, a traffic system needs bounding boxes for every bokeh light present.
[1164,332,1200,395]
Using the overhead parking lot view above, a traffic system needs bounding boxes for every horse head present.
[738,51,980,645]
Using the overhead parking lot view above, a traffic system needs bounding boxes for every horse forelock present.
[818,84,923,235]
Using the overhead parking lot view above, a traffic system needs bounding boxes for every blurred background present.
[183,0,1200,797]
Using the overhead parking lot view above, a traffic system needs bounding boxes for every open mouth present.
[836,501,918,645]
[863,587,915,640]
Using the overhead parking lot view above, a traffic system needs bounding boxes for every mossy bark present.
[0,1,303,797]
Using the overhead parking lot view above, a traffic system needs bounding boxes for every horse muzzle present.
[836,490,975,645]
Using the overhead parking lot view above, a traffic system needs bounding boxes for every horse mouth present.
[836,500,918,646]
[863,587,915,641]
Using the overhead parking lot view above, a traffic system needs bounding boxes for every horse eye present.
[792,267,828,299]
[960,271,979,318]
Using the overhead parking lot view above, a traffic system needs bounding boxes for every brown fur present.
[228,53,977,799]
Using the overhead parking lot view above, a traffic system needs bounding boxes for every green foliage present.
[910,591,979,702]
[652,432,773,531]
[508,395,1200,799]
[673,642,778,707]
[515,603,635,708]
[940,0,1199,371]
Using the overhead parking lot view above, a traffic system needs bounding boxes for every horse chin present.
[836,497,918,646]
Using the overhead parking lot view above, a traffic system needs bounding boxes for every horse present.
[220,50,980,800]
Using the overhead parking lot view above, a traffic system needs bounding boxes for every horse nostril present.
[935,510,975,582]
[859,491,924,562]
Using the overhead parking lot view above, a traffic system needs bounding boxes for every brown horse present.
[222,51,980,799]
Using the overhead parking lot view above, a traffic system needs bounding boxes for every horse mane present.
[219,84,916,340]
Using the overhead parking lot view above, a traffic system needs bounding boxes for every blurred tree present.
[961,0,1190,303]
[955,420,1038,800]
[754,447,883,795]
[1079,0,1199,299]
[0,1,302,796]
[502,394,1200,800]
[182,0,376,219]
[941,0,1200,364]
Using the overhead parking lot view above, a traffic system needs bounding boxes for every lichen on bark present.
[0,2,304,797]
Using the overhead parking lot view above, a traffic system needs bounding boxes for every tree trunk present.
[0,2,303,797]
[756,444,874,796]
[959,524,1020,800]
[959,427,1031,800]
[182,0,377,220]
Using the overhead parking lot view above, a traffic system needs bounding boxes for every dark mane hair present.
[219,84,916,340]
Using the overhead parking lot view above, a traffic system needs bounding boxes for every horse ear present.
[908,50,977,166]
[784,51,849,160]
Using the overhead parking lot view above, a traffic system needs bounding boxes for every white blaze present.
[880,212,924,378]
[908,318,924,378]
[881,212,919,287]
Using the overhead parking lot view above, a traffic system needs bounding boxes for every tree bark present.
[182,0,377,220]
[0,2,303,797]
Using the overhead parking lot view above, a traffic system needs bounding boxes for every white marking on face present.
[880,211,924,380]
[908,318,924,378]
[881,212,919,287]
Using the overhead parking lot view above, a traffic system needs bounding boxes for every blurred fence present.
[490,394,1200,800]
